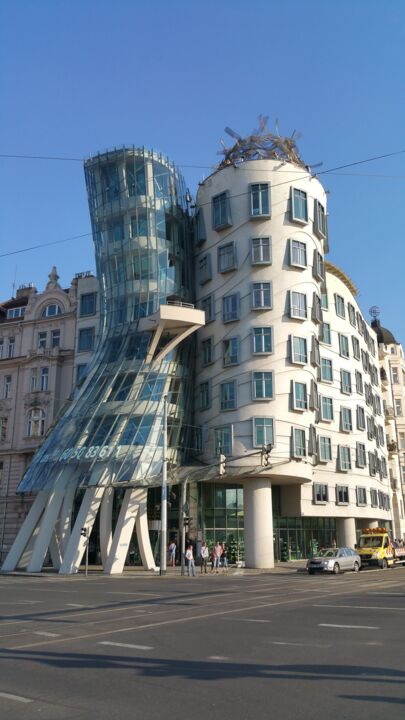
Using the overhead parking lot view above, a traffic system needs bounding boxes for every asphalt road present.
[0,566,404,720]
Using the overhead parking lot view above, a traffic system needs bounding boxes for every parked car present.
[307,547,361,575]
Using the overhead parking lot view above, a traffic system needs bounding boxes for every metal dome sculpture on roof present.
[217,115,307,170]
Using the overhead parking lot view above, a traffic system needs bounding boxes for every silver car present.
[307,547,361,574]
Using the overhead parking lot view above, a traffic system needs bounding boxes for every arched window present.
[27,408,45,437]
[41,304,62,318]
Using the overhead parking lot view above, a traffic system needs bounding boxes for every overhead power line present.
[0,233,93,259]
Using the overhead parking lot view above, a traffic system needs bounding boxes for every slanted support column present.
[99,486,114,566]
[135,488,157,571]
[59,482,77,555]
[336,517,357,548]
[1,491,48,572]
[104,488,140,575]
[27,475,68,572]
[59,486,105,575]
[243,478,274,569]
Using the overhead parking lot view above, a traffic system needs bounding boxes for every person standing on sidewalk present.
[168,540,176,567]
[185,544,196,577]
[213,541,223,573]
[200,541,209,573]
[221,543,228,573]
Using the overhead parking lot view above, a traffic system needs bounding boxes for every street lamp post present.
[160,395,168,576]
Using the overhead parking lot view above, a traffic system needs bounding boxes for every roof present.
[325,261,357,297]
[371,319,397,345]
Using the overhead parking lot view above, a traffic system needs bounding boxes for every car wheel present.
[380,558,388,570]
[353,562,360,573]
[332,563,340,575]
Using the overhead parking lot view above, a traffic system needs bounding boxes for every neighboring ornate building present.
[0,268,99,560]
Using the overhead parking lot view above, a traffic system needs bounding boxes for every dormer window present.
[7,307,25,319]
[41,304,62,318]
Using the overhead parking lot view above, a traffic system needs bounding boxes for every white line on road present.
[270,641,332,647]
[313,603,405,611]
[34,631,61,637]
[66,603,86,607]
[99,641,153,650]
[0,692,33,703]
[319,623,379,630]
[208,656,229,660]
[235,618,271,623]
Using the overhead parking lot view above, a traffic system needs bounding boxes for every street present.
[0,567,404,719]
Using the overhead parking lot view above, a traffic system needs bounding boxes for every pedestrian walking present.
[200,541,209,573]
[168,540,176,567]
[185,544,196,577]
[221,543,228,573]
[213,541,223,573]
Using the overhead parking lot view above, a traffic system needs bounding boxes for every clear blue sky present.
[1,0,404,344]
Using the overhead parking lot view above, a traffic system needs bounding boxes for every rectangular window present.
[222,293,239,323]
[321,291,328,310]
[348,303,356,327]
[314,483,328,503]
[320,357,333,382]
[251,237,272,264]
[101,164,120,202]
[341,407,353,432]
[352,336,360,360]
[80,292,97,317]
[40,367,49,391]
[339,334,349,358]
[293,381,308,411]
[212,192,232,230]
[253,417,274,447]
[395,399,403,416]
[38,332,47,349]
[0,416,7,442]
[51,329,61,348]
[335,294,345,318]
[218,242,237,273]
[291,188,308,222]
[361,350,369,372]
[312,293,322,324]
[252,327,273,354]
[7,306,25,319]
[199,381,211,410]
[292,336,307,364]
[321,322,331,345]
[198,254,212,285]
[290,291,307,319]
[201,337,214,366]
[356,443,367,468]
[200,294,214,323]
[318,436,332,462]
[220,381,237,411]
[313,250,325,280]
[250,183,271,217]
[108,218,124,242]
[314,200,327,239]
[30,369,37,392]
[3,375,12,399]
[289,239,307,268]
[223,337,239,366]
[76,364,87,384]
[399,432,405,450]
[214,426,232,456]
[253,371,273,400]
[357,406,366,430]
[126,158,146,196]
[368,452,377,476]
[292,427,306,457]
[336,481,350,500]
[340,370,352,394]
[311,335,320,367]
[78,327,95,352]
[392,367,399,384]
[320,396,334,421]
[252,282,272,310]
[370,488,378,507]
[7,337,15,357]
[0,339,3,359]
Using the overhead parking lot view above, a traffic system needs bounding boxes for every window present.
[198,254,212,285]
[334,294,345,319]
[51,329,60,348]
[291,188,308,222]
[289,239,307,268]
[78,327,95,352]
[201,337,214,366]
[292,427,306,457]
[290,291,307,319]
[220,381,237,411]
[40,367,49,391]
[252,283,272,310]
[194,209,206,246]
[80,293,97,317]
[318,436,332,463]
[223,337,239,366]
[101,163,120,202]
[395,399,403,417]
[313,250,325,280]
[361,350,369,373]
[76,364,87,384]
[7,337,15,358]
[356,406,366,430]
[341,407,353,432]
[370,488,378,507]
[320,358,333,382]
[27,408,45,437]
[352,336,360,360]
[310,380,319,411]
[214,426,232,456]
[348,303,356,327]
[293,381,307,411]
[291,336,307,364]
[250,183,271,217]
[131,211,149,238]
[314,200,327,239]
[253,371,273,400]
[126,158,146,196]
[0,416,8,441]
[253,417,274,447]
[212,192,232,230]
[340,370,352,394]
[392,367,399,384]
[38,332,47,349]
[399,432,405,450]
[314,483,328,503]
[200,294,214,323]
[311,336,320,367]
[7,306,25,319]
[368,452,377,476]
[253,327,273,354]
[41,304,62,318]
[0,339,3,359]
[222,293,239,322]
[321,322,331,344]
[336,481,350,500]
[320,396,334,421]
[251,237,272,264]
[30,369,38,392]
[339,334,349,358]
[108,218,125,242]
[356,444,367,469]
[367,415,375,440]
[218,242,237,273]
[312,294,322,324]
[3,375,11,399]
[199,382,211,410]
[321,291,328,310]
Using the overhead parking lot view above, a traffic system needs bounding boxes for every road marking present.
[106,592,162,597]
[319,623,379,630]
[208,656,229,660]
[66,603,86,607]
[368,592,405,596]
[0,692,33,703]
[235,618,271,623]
[270,641,332,647]
[34,631,60,637]
[313,603,405,611]
[99,641,153,650]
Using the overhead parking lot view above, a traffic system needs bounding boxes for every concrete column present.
[368,520,380,529]
[336,517,357,548]
[1,491,48,572]
[27,476,67,572]
[104,488,140,575]
[135,488,157,571]
[59,486,105,575]
[243,478,274,569]
[99,485,114,566]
